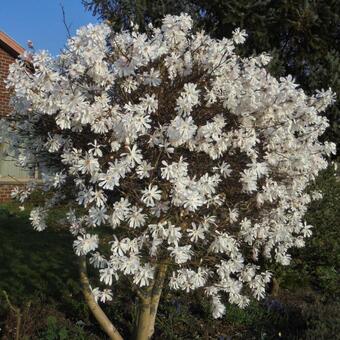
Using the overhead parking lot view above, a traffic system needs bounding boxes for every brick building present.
[0,32,24,116]
[0,31,29,202]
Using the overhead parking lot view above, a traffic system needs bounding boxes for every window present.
[0,142,33,183]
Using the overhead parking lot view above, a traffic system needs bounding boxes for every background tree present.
[82,0,200,31]
[83,0,340,152]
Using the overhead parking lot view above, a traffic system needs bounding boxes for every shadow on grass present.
[0,208,78,306]
[0,206,106,338]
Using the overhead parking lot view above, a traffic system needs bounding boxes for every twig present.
[2,291,22,340]
[60,3,72,39]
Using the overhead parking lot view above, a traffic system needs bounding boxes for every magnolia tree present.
[1,14,336,340]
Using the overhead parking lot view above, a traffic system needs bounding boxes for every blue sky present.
[0,0,98,55]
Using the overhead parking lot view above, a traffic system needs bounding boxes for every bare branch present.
[60,3,72,39]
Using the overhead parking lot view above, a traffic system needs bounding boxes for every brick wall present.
[0,183,18,202]
[0,46,17,201]
[0,46,15,117]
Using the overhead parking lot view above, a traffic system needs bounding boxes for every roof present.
[0,31,24,57]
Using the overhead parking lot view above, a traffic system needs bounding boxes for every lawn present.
[0,206,76,304]
[0,206,101,339]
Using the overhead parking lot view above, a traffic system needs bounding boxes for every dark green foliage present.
[82,0,200,31]
[83,0,340,152]
[39,316,90,340]
[274,166,340,300]
[302,299,340,339]
[1,297,102,340]
[151,287,339,339]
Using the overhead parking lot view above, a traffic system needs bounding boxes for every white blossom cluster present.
[1,14,336,318]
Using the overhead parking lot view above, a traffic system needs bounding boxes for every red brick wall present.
[0,46,15,117]
[0,183,17,202]
[0,46,16,201]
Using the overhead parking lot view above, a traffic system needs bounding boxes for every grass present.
[0,205,77,306]
[0,205,101,339]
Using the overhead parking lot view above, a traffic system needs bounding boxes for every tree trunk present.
[148,264,167,337]
[78,256,124,340]
[270,277,280,297]
[135,264,167,340]
[135,300,152,340]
